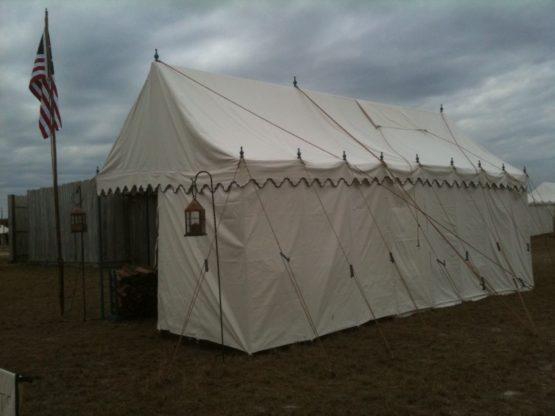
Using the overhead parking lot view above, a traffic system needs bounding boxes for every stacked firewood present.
[111,265,157,319]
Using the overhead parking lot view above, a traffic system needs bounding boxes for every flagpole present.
[45,9,65,316]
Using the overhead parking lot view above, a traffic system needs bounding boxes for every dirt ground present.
[1,235,554,416]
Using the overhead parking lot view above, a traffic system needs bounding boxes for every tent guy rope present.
[159,61,538,335]
[99,61,543,353]
[241,156,335,375]
[296,87,538,334]
[298,155,393,356]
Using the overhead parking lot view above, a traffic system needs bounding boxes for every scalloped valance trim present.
[98,175,526,196]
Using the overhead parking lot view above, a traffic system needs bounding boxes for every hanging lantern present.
[184,197,206,237]
[70,207,87,233]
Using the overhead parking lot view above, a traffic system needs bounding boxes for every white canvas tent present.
[97,62,533,353]
[528,182,555,236]
[0,224,8,248]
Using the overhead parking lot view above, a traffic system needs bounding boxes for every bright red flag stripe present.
[29,34,61,139]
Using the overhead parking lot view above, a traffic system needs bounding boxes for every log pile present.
[110,265,157,319]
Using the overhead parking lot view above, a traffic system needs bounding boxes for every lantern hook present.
[187,170,224,360]
[191,177,199,200]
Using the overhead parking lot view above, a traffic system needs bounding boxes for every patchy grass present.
[1,235,554,415]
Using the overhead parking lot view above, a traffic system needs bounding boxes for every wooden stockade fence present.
[8,195,28,263]
[9,178,157,267]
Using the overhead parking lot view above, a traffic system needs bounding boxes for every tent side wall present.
[528,182,555,236]
[528,204,555,236]
[156,181,532,354]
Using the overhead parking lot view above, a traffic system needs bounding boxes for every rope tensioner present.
[280,251,291,262]
[513,277,528,289]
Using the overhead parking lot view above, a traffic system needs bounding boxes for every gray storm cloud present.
[1,0,554,213]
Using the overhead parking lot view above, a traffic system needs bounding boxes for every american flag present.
[29,33,61,139]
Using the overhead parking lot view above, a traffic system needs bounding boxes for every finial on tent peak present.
[239,146,244,159]
[380,152,384,162]
[297,148,302,159]
[342,150,347,161]
[450,157,454,167]
[440,104,444,113]
[293,76,298,88]
[96,166,99,175]
[523,166,527,175]
[478,160,482,169]
[416,154,420,165]
[154,49,159,62]
[502,163,505,172]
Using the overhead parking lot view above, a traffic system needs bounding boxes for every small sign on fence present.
[0,369,16,416]
[0,369,33,416]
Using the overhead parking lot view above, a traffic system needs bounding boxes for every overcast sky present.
[1,0,554,216]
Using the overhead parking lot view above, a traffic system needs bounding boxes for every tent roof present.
[97,62,525,194]
[529,182,555,204]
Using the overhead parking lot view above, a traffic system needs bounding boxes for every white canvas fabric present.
[97,63,525,194]
[528,182,555,235]
[97,63,533,353]
[529,182,555,204]
[156,182,531,353]
[529,206,554,235]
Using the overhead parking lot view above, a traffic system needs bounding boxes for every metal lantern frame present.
[71,185,88,322]
[184,197,206,237]
[70,206,88,233]
[184,171,224,359]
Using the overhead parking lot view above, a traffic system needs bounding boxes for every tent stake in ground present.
[184,171,224,360]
